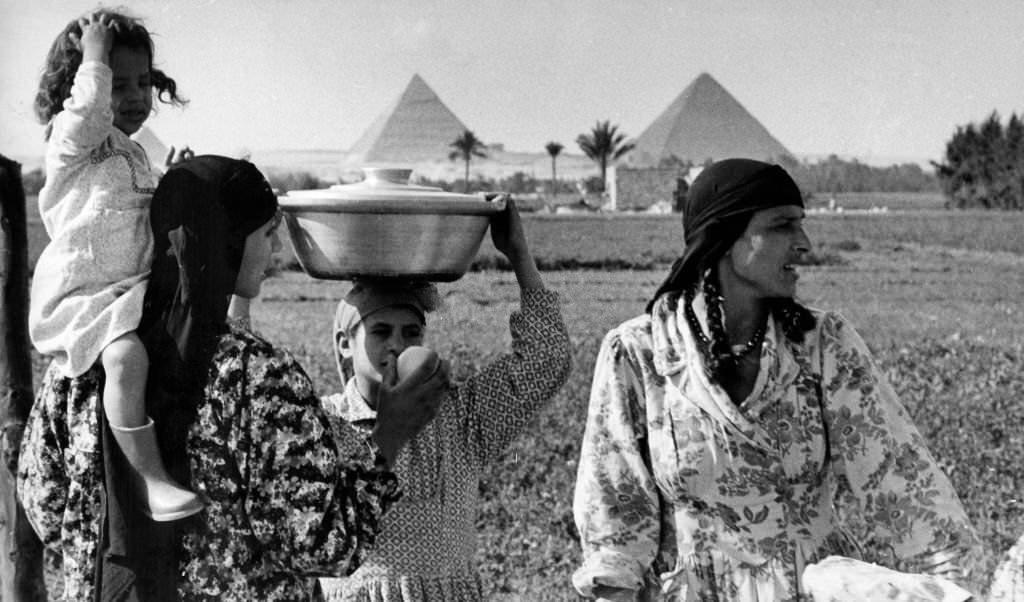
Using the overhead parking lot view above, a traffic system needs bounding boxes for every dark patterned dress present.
[572,292,980,601]
[317,288,571,601]
[18,321,400,601]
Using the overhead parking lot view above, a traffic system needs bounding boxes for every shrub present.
[933,112,1024,210]
[265,170,328,193]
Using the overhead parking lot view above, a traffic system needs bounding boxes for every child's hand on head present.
[71,13,119,63]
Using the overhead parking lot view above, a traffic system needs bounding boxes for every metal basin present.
[280,168,506,281]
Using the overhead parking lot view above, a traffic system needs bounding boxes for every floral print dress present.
[572,293,979,601]
[18,321,400,602]
[317,288,572,601]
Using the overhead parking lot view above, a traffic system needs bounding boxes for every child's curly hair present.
[34,8,187,136]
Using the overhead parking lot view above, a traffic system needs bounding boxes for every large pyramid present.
[628,72,791,166]
[343,74,470,166]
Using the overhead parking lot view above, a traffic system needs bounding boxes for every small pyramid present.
[344,75,471,165]
[629,72,791,166]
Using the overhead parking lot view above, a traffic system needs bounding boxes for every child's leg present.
[100,332,149,428]
[102,332,203,521]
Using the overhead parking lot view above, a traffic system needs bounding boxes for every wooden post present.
[0,155,47,600]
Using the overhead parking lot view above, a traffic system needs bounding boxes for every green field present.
[23,194,1024,269]
[26,202,1024,598]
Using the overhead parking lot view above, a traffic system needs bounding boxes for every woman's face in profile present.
[234,213,283,299]
[719,204,810,299]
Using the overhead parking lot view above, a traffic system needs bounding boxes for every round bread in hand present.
[396,346,440,382]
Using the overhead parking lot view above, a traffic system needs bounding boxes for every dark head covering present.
[140,155,278,418]
[99,156,277,600]
[332,279,440,384]
[647,158,803,309]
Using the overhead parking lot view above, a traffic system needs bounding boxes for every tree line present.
[777,155,938,195]
[449,123,944,198]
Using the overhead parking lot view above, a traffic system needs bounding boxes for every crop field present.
[22,194,1024,268]
[25,203,1024,599]
[808,191,947,212]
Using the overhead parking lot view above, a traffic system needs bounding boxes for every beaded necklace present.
[683,292,766,360]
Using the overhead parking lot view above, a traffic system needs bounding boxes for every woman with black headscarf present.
[572,159,980,600]
[18,156,445,601]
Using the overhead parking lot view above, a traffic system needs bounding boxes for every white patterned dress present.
[317,288,571,601]
[29,60,156,377]
[572,293,980,601]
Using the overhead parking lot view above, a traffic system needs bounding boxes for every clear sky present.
[3,0,1023,167]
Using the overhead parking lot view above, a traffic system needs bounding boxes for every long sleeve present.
[17,364,73,550]
[819,312,979,577]
[17,363,108,601]
[572,328,663,597]
[454,287,571,466]
[44,61,114,176]
[242,362,396,576]
[185,331,400,591]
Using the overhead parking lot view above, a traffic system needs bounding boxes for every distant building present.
[607,165,697,212]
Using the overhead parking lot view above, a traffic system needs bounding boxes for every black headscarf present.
[648,158,804,309]
[141,155,278,423]
[97,155,278,601]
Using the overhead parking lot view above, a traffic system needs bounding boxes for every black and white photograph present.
[1,1,1023,600]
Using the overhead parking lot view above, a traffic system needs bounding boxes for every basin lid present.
[280,167,506,214]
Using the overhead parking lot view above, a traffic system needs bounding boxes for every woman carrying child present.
[316,200,572,601]
[28,9,199,520]
[20,155,447,601]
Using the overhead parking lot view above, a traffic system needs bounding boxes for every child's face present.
[347,307,426,386]
[108,45,152,136]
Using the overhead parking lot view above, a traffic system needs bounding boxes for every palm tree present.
[575,120,635,192]
[448,130,488,192]
[545,141,563,196]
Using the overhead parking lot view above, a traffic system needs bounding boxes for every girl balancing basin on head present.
[572,158,982,601]
[307,194,572,601]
